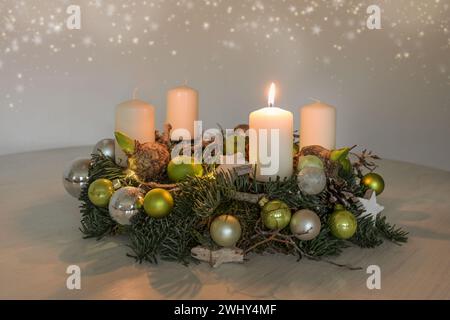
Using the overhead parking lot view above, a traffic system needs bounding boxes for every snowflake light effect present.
[0,0,449,110]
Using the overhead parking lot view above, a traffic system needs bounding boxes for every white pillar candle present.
[249,83,293,181]
[115,99,155,167]
[299,102,336,150]
[166,86,199,140]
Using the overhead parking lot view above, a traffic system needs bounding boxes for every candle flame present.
[268,82,275,107]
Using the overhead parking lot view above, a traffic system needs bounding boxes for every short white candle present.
[115,98,155,166]
[299,101,336,150]
[249,83,294,181]
[166,86,199,140]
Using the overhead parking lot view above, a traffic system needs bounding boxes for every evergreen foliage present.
[78,151,408,266]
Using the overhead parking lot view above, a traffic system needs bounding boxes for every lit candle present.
[249,83,294,181]
[114,95,155,166]
[166,85,199,140]
[299,101,336,150]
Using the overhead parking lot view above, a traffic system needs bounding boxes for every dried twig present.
[140,181,178,190]
[351,149,381,178]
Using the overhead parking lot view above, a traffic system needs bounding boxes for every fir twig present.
[77,145,407,267]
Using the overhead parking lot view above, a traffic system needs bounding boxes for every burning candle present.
[166,85,199,140]
[299,101,336,150]
[249,83,294,181]
[114,93,155,167]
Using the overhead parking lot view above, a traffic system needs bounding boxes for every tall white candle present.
[299,102,336,150]
[166,86,199,140]
[249,83,293,181]
[115,99,155,166]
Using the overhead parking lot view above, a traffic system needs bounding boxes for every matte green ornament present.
[167,156,203,182]
[143,188,174,218]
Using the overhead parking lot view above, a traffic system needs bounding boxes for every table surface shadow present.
[0,146,449,299]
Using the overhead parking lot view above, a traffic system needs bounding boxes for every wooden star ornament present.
[358,190,384,219]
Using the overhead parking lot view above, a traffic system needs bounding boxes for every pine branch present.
[77,145,408,267]
[375,215,409,244]
[79,153,127,238]
[350,214,408,248]
[350,215,383,248]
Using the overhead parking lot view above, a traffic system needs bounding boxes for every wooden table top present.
[0,146,449,299]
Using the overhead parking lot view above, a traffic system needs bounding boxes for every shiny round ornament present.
[88,179,114,208]
[290,209,321,240]
[329,207,357,239]
[361,172,385,195]
[62,157,91,198]
[210,215,242,247]
[92,138,115,160]
[143,188,174,218]
[261,200,292,230]
[297,167,327,195]
[108,186,144,225]
[297,155,324,171]
[167,156,203,182]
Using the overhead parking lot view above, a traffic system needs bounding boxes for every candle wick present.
[133,88,139,100]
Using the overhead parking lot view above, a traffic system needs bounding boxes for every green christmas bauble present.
[143,188,174,218]
[297,155,324,171]
[361,172,385,195]
[88,178,114,207]
[329,207,357,239]
[210,215,242,247]
[167,156,203,182]
[261,200,291,230]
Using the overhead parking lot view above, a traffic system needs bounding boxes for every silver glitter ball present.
[290,209,322,240]
[62,157,91,198]
[108,186,144,225]
[297,167,327,195]
[92,138,115,160]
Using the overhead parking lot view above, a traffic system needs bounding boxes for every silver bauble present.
[92,138,115,160]
[63,157,91,198]
[297,167,327,195]
[290,209,321,240]
[108,186,144,225]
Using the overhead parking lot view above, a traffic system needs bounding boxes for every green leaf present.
[114,131,135,154]
[330,147,350,162]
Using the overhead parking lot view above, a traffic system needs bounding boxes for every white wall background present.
[1,0,449,170]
